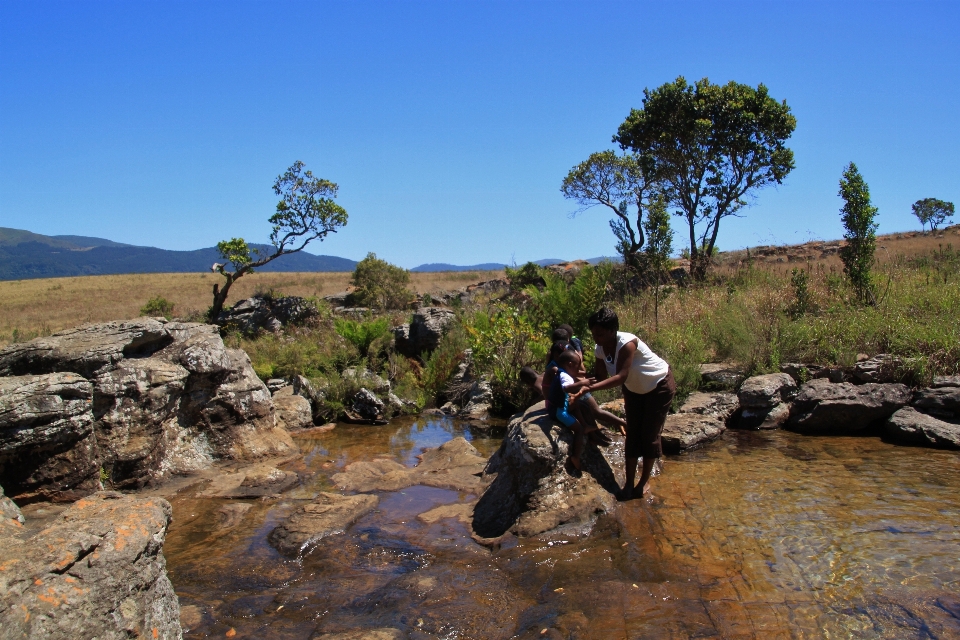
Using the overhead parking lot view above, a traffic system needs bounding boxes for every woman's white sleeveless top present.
[595,331,668,394]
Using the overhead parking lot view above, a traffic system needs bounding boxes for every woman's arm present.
[575,341,636,396]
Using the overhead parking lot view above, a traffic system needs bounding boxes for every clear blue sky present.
[1,1,957,268]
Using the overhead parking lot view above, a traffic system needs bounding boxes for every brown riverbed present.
[162,415,960,639]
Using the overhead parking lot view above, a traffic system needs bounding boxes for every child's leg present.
[568,419,585,471]
[584,395,627,434]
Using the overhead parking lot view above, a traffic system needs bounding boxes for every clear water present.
[163,417,960,639]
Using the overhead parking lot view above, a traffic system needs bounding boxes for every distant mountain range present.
[0,227,614,280]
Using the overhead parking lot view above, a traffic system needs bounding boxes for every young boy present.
[550,349,594,472]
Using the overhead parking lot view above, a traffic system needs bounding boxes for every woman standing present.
[573,308,675,499]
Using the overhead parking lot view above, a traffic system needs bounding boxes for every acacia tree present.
[614,77,796,280]
[209,161,348,320]
[838,162,878,305]
[560,150,657,273]
[912,198,955,232]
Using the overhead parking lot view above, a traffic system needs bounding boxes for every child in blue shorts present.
[549,349,593,472]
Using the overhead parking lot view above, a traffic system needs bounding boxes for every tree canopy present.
[614,77,796,280]
[912,198,955,232]
[350,253,413,310]
[209,161,348,320]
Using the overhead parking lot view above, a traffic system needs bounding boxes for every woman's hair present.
[588,307,619,332]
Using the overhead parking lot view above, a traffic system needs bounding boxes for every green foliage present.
[523,262,613,338]
[838,162,879,304]
[232,325,356,381]
[334,316,391,357]
[139,296,175,320]
[788,268,811,319]
[419,322,469,407]
[615,76,796,280]
[216,238,254,270]
[643,195,673,329]
[465,308,550,413]
[351,253,413,310]
[912,198,955,231]
[504,262,545,290]
[646,322,706,410]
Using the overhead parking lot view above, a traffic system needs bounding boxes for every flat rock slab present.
[789,379,912,433]
[886,407,960,449]
[198,462,299,498]
[417,501,476,525]
[332,437,488,493]
[268,492,379,555]
[738,373,797,409]
[313,629,403,640]
[679,392,739,422]
[913,386,960,417]
[699,363,744,390]
[0,491,181,639]
[661,414,726,454]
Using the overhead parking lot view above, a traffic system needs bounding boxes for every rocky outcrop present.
[272,391,314,430]
[0,319,295,502]
[788,379,912,433]
[0,491,181,639]
[0,373,101,502]
[853,354,904,383]
[699,363,744,390]
[661,413,726,453]
[441,349,493,420]
[333,437,488,493]
[392,307,455,357]
[268,492,379,555]
[216,294,319,335]
[472,402,619,539]
[678,392,739,422]
[885,407,960,449]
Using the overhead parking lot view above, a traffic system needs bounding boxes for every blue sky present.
[1,0,957,268]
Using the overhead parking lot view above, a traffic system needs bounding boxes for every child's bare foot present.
[565,457,582,476]
[617,424,627,437]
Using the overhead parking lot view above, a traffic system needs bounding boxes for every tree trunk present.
[208,279,233,322]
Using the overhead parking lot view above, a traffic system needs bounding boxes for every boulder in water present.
[788,379,912,433]
[661,413,726,453]
[268,492,379,555]
[885,407,960,449]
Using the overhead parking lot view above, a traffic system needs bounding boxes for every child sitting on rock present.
[550,349,595,472]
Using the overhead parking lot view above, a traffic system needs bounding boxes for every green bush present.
[140,296,175,320]
[419,322,469,408]
[523,262,612,338]
[334,316,391,356]
[351,253,413,310]
[648,321,707,409]
[504,262,545,290]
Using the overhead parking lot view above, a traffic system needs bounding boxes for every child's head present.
[557,349,579,373]
[558,324,575,339]
[519,366,538,386]
[551,327,571,343]
[550,340,568,361]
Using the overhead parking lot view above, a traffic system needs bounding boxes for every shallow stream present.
[163,416,960,639]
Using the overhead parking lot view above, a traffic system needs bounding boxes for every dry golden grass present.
[0,270,504,346]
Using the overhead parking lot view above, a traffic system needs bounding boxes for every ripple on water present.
[164,417,960,639]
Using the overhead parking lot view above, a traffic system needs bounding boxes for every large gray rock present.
[0,320,296,501]
[351,388,385,421]
[0,373,101,503]
[678,392,739,422]
[788,379,912,433]
[342,368,391,393]
[394,307,455,357]
[273,393,314,430]
[216,294,318,335]
[0,319,170,378]
[738,373,797,409]
[92,358,190,489]
[472,402,619,539]
[661,413,726,453]
[932,376,960,389]
[0,492,182,639]
[699,363,744,390]
[268,492,379,555]
[853,354,903,383]
[886,407,960,449]
[913,385,960,418]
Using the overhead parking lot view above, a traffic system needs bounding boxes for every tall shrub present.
[838,162,878,304]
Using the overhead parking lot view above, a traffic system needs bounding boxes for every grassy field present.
[0,270,503,346]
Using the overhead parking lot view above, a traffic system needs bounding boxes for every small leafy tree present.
[560,150,657,273]
[351,252,413,310]
[140,296,175,320]
[912,198,955,232]
[838,162,878,304]
[209,161,348,320]
[643,196,673,330]
[615,77,796,280]
[504,261,545,290]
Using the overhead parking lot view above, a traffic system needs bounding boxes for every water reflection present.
[163,416,960,639]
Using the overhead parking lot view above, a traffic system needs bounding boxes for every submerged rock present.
[661,413,726,453]
[472,402,619,539]
[0,492,181,639]
[739,402,791,430]
[312,630,403,640]
[332,437,488,493]
[268,492,379,556]
[788,379,912,433]
[886,407,960,449]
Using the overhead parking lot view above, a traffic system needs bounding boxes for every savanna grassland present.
[0,269,502,346]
